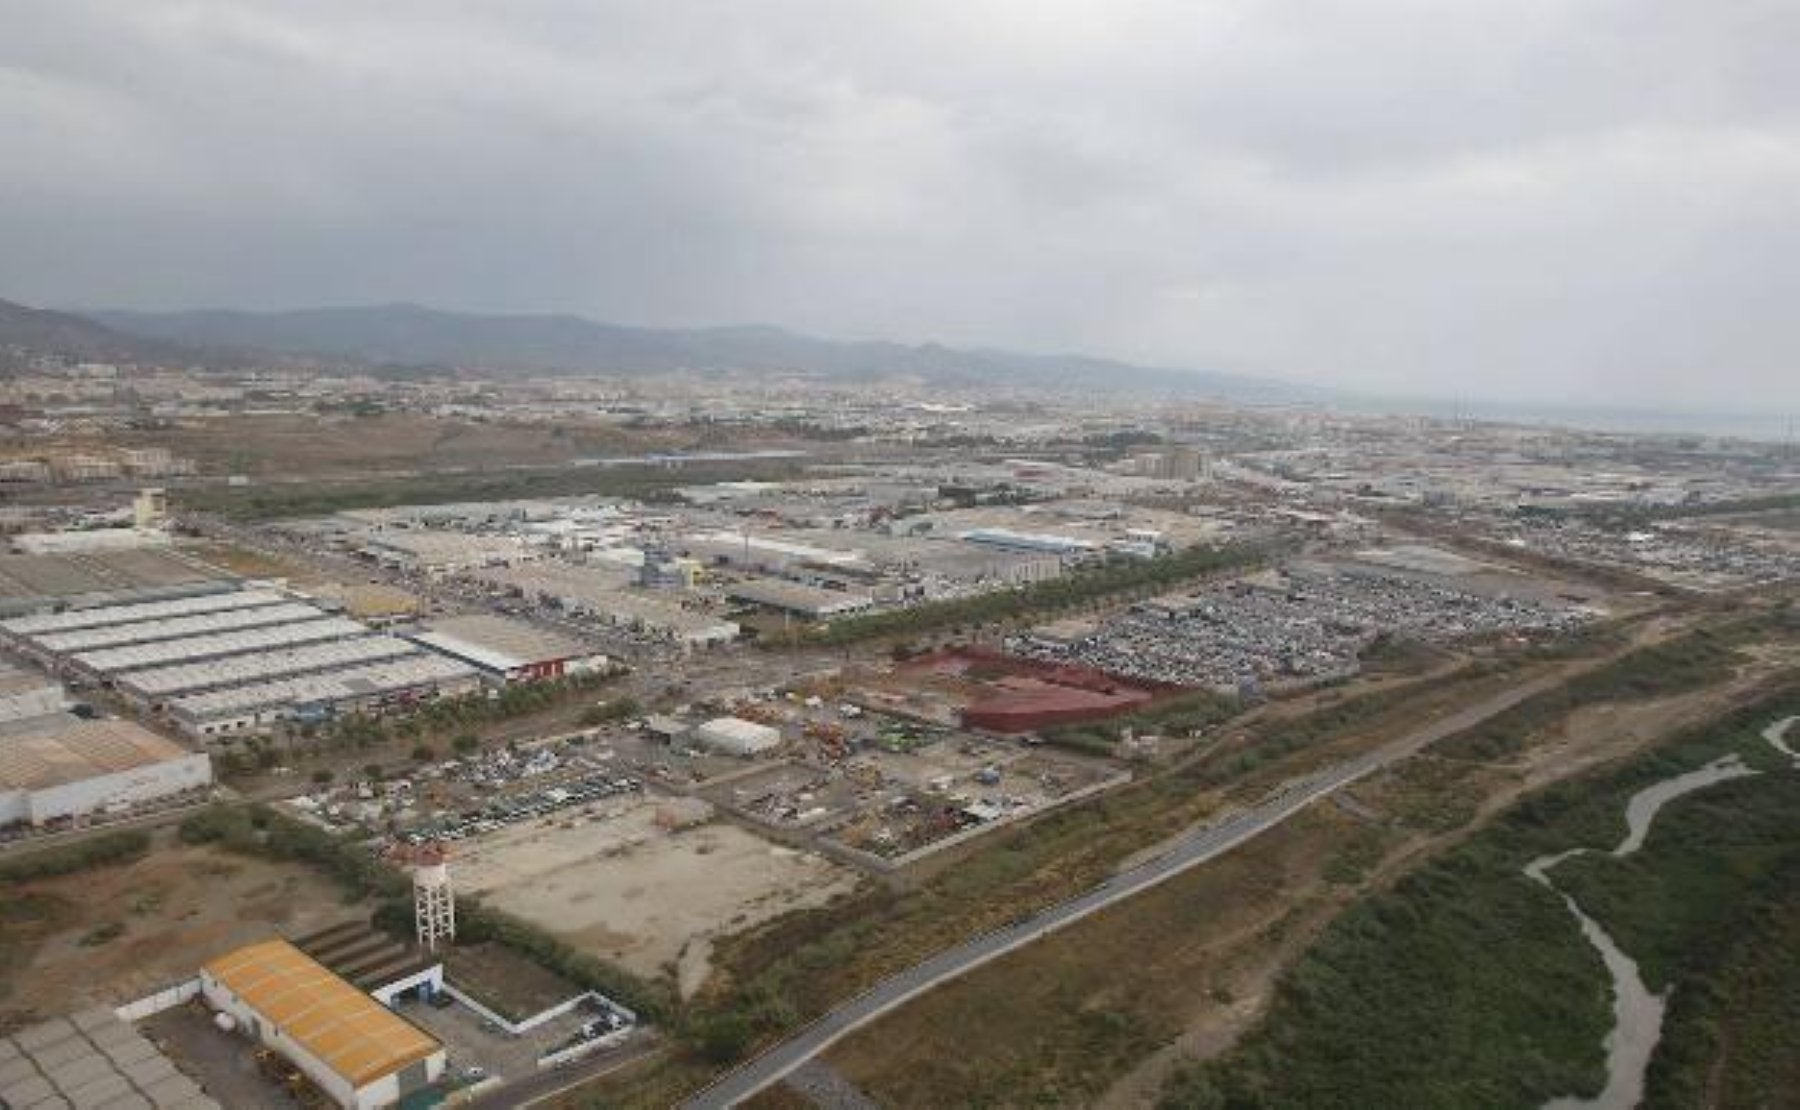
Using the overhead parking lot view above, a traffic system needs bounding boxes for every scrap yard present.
[1009,552,1601,692]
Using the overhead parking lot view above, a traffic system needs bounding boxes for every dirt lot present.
[143,1004,306,1109]
[450,798,858,984]
[0,832,359,1032]
[445,944,583,1020]
[114,413,699,478]
[182,540,329,587]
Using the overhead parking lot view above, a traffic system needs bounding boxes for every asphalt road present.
[463,1036,662,1109]
[683,669,1572,1108]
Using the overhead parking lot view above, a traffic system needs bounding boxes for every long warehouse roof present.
[203,939,440,1088]
[73,617,368,674]
[0,589,285,637]
[170,655,477,720]
[33,602,327,654]
[407,614,588,673]
[118,636,420,697]
[0,719,200,791]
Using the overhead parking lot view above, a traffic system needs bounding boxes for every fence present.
[115,978,201,1022]
[538,1028,631,1069]
[440,983,637,1037]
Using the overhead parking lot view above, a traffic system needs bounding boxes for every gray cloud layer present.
[2,1,1796,409]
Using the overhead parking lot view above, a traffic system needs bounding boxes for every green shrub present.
[0,830,151,883]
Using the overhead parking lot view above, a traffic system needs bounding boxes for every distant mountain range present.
[4,297,1778,437]
[0,298,209,367]
[64,301,1319,401]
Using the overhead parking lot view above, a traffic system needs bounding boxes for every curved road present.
[684,670,1572,1108]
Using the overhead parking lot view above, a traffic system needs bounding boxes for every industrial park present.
[4,2,1800,1103]
[2,342,1796,1110]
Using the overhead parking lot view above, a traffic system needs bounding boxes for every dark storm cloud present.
[1,0,1796,409]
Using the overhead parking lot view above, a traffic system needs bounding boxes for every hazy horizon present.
[4,2,1797,412]
[51,297,1793,437]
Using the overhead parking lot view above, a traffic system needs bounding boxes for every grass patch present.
[1434,622,1755,763]
[1322,826,1393,885]
[0,830,151,883]
[77,921,126,947]
[0,891,76,1008]
[1643,855,1800,1108]
[175,460,802,521]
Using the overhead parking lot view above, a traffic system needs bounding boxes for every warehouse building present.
[359,531,534,576]
[0,587,288,638]
[692,716,782,756]
[116,635,423,706]
[74,617,371,679]
[679,530,872,576]
[601,593,740,648]
[1,586,486,740]
[406,614,606,683]
[726,578,875,620]
[959,528,1098,557]
[25,601,325,657]
[474,564,738,648]
[168,655,481,738]
[0,549,231,619]
[201,939,446,1109]
[0,718,212,827]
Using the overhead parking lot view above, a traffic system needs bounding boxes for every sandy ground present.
[451,797,857,981]
[1,837,357,1030]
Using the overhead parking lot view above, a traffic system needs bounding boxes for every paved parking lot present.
[142,1006,299,1109]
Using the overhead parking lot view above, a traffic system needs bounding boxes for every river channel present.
[1526,752,1762,1109]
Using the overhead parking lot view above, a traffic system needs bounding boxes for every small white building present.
[202,939,446,1110]
[693,716,782,756]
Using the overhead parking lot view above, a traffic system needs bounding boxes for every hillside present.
[0,298,202,367]
[87,302,1316,399]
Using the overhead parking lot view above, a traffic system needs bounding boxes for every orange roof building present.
[200,939,445,1109]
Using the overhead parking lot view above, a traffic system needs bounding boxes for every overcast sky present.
[2,1,1796,411]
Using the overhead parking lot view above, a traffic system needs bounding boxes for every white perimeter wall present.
[24,753,211,824]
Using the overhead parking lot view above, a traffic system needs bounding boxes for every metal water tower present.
[409,842,456,952]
